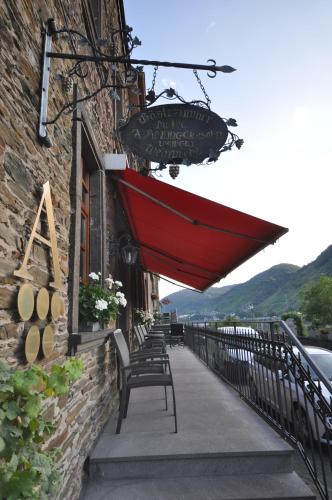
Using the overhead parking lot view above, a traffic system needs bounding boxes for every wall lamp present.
[109,233,139,265]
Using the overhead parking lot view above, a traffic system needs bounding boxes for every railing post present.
[205,327,209,366]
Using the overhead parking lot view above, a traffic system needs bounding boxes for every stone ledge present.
[69,329,113,355]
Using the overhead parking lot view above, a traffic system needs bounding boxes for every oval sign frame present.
[119,104,228,165]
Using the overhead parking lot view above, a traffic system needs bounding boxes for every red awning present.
[114,169,288,291]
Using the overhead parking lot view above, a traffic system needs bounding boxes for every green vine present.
[281,311,305,337]
[0,358,83,499]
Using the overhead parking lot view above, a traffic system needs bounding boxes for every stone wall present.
[0,0,139,498]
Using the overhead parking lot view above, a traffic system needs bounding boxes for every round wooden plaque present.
[36,287,50,320]
[25,325,40,364]
[17,284,34,321]
[51,291,63,321]
[42,324,54,359]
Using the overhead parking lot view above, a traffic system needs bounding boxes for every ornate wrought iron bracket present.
[38,19,236,147]
[47,52,236,75]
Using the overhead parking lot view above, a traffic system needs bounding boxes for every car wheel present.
[293,405,313,445]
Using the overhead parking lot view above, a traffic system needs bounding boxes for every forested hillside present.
[162,245,332,317]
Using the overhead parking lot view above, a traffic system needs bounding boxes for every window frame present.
[68,102,106,333]
[82,0,102,42]
[80,159,91,284]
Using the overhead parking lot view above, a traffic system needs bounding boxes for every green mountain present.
[162,245,332,318]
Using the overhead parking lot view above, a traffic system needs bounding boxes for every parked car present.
[217,326,260,338]
[249,345,332,443]
[215,326,261,382]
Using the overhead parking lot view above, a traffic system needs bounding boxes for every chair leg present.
[164,386,168,411]
[171,383,178,433]
[116,387,127,434]
[124,388,131,418]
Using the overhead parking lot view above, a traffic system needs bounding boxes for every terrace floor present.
[81,346,315,499]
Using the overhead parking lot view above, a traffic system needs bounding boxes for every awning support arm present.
[141,242,223,279]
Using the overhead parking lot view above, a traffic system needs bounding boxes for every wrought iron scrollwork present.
[38,17,238,151]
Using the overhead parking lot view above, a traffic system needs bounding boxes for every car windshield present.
[301,353,332,381]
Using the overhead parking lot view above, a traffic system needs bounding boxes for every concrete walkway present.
[82,347,315,499]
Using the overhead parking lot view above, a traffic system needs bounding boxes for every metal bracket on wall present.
[38,20,57,147]
[38,18,236,148]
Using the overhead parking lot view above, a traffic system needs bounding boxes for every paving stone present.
[83,348,315,499]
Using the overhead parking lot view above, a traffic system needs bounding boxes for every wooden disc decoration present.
[17,284,35,321]
[25,325,40,364]
[36,287,50,320]
[42,324,54,358]
[51,291,63,321]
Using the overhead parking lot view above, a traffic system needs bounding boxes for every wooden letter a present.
[14,182,64,290]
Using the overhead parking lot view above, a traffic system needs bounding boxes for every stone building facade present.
[0,0,158,498]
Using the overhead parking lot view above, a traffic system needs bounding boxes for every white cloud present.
[206,21,216,31]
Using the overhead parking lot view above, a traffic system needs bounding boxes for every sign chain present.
[149,65,159,92]
[193,70,211,109]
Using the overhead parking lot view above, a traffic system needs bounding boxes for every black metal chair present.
[168,323,185,348]
[111,329,177,434]
[134,326,166,352]
[139,324,165,340]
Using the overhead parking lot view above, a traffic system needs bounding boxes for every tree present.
[300,276,332,328]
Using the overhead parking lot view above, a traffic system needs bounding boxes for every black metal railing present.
[184,320,332,500]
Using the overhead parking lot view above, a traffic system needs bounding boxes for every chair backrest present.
[171,323,184,336]
[133,326,143,346]
[112,329,130,368]
[139,324,148,337]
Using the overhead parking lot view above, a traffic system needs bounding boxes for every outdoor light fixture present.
[121,237,139,265]
[109,233,139,265]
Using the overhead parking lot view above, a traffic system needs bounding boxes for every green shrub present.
[0,358,83,499]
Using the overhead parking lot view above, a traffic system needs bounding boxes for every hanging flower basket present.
[79,273,127,330]
[134,308,155,328]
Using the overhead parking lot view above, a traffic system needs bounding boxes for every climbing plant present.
[0,358,83,499]
[281,311,305,337]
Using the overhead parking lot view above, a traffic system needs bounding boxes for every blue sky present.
[124,0,332,298]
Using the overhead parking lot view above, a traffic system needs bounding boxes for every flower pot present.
[79,321,102,332]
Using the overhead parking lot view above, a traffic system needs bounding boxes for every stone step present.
[89,449,293,480]
[82,471,316,500]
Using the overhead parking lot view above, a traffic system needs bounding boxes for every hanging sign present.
[119,104,228,165]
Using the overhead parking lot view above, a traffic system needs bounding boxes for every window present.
[80,159,90,283]
[69,109,107,333]
[82,0,102,42]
